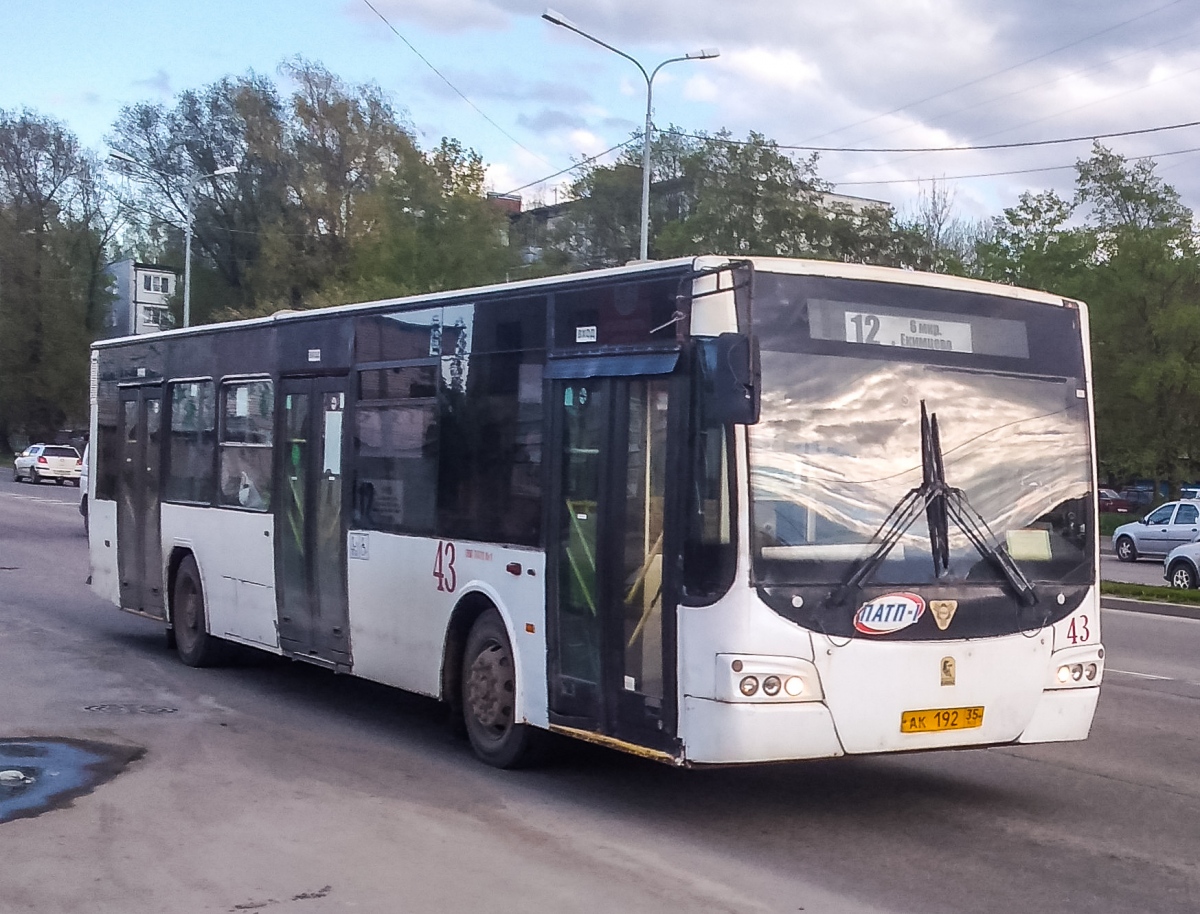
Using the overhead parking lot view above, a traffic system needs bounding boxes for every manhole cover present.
[0,738,143,824]
[83,704,178,715]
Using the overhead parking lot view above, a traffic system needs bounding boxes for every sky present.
[4,0,1200,223]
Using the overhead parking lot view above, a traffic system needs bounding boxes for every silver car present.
[13,443,83,485]
[1112,500,1200,561]
[1163,540,1200,588]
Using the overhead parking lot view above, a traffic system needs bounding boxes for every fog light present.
[1056,665,1071,684]
[1071,664,1083,681]
[784,676,804,697]
[731,659,743,672]
[739,676,759,697]
[1085,663,1098,681]
[763,675,782,696]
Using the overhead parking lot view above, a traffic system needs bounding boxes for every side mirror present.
[696,333,761,426]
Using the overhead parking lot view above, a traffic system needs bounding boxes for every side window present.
[435,350,544,546]
[683,423,735,602]
[1147,504,1175,525]
[165,380,216,503]
[353,365,439,534]
[218,380,273,511]
[1176,504,1199,525]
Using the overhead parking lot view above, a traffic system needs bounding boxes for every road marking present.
[1,494,75,506]
[1108,668,1172,681]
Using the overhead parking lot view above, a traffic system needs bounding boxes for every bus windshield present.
[748,271,1094,591]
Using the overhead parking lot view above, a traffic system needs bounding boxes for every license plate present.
[900,706,984,733]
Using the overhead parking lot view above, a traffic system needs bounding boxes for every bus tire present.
[461,609,538,768]
[172,555,224,667]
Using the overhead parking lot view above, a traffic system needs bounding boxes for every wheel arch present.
[165,545,198,628]
[1168,555,1199,583]
[441,581,532,716]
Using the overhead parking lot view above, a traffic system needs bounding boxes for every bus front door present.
[117,385,164,618]
[276,377,351,666]
[548,375,679,752]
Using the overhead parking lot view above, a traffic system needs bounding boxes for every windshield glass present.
[749,271,1094,590]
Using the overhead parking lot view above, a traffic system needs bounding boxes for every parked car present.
[1098,488,1132,513]
[1163,541,1200,588]
[1112,500,1200,561]
[12,444,82,485]
[79,444,90,534]
[1118,487,1156,508]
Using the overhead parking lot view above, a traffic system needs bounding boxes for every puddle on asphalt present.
[0,739,143,824]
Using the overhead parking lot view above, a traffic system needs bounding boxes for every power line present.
[359,0,552,168]
[832,143,1200,187]
[500,136,641,196]
[664,118,1200,155]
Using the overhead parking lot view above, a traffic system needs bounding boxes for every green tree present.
[0,110,111,449]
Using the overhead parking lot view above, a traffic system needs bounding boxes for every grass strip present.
[1101,580,1200,605]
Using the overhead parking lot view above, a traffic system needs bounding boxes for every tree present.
[0,110,111,449]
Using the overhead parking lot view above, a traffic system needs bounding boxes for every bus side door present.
[275,376,351,666]
[117,384,164,618]
[546,372,682,753]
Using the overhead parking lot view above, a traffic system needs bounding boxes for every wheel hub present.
[466,644,513,730]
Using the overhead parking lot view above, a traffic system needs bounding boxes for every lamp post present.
[108,151,237,327]
[542,9,718,262]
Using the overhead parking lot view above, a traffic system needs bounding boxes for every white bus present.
[87,256,1103,767]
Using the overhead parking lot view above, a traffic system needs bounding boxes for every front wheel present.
[461,609,539,768]
[1169,562,1197,589]
[1115,536,1137,562]
[172,555,225,667]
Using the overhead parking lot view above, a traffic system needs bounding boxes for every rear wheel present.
[461,609,539,768]
[172,555,225,667]
[1169,562,1197,589]
[28,469,39,485]
[55,478,64,486]
[1115,536,1137,562]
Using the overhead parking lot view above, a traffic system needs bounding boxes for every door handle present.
[506,562,522,576]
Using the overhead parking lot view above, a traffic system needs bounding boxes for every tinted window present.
[43,446,79,458]
[436,351,544,546]
[353,365,439,534]
[166,380,216,503]
[1176,504,1199,525]
[553,278,679,349]
[218,380,273,511]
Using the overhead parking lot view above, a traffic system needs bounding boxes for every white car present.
[13,443,82,486]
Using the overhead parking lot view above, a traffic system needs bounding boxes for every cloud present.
[132,69,172,99]
[517,108,588,132]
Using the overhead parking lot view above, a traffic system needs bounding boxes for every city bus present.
[87,256,1103,767]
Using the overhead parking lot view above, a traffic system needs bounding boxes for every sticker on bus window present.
[576,325,598,344]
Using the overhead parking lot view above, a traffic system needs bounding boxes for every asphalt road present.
[1099,535,1173,586]
[1,476,1198,914]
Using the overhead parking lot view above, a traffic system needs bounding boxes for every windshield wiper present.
[832,401,1038,606]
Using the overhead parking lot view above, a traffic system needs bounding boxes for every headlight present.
[717,655,825,702]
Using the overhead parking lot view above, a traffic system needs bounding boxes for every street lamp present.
[108,150,238,328]
[542,9,718,261]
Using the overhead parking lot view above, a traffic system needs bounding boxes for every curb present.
[1100,595,1200,621]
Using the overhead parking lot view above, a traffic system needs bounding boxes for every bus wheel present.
[462,609,537,768]
[172,555,223,667]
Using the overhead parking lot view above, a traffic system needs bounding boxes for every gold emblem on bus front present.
[929,600,958,631]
